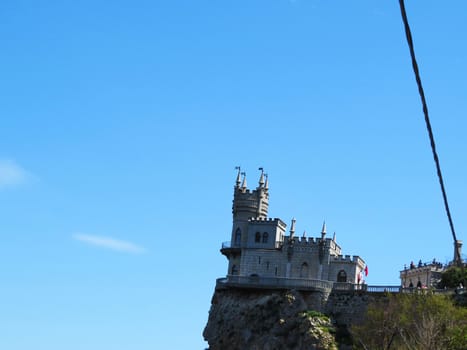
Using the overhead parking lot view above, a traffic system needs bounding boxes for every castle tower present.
[230,167,269,247]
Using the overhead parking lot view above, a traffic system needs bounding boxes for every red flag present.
[364,265,368,276]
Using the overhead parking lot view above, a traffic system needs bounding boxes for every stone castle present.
[220,168,366,288]
[205,169,465,349]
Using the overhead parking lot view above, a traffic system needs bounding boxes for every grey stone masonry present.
[221,169,366,287]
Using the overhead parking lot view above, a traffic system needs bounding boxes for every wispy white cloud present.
[73,233,145,254]
[0,159,32,189]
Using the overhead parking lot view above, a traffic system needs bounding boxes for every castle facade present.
[220,169,366,285]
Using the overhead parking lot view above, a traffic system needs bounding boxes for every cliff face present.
[203,288,340,350]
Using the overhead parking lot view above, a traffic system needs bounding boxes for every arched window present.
[300,262,309,278]
[262,232,269,243]
[255,232,261,243]
[231,265,238,275]
[234,228,241,246]
[337,270,347,282]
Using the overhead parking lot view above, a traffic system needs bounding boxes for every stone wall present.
[234,245,363,284]
[325,291,371,326]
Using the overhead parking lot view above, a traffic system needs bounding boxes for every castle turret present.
[230,169,269,247]
[232,169,269,220]
[258,167,265,187]
[235,166,241,188]
[321,221,327,239]
[241,172,247,192]
[289,218,296,239]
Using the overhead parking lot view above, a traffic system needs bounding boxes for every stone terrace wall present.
[325,291,391,326]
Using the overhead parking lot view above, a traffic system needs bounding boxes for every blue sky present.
[1,1,466,349]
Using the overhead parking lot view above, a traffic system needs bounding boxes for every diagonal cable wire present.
[398,0,461,265]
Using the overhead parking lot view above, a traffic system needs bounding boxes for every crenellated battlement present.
[248,217,282,223]
[288,236,319,245]
[299,236,315,244]
[248,217,287,232]
[248,216,287,227]
[234,190,268,204]
[234,188,263,196]
[332,255,363,264]
[286,236,334,246]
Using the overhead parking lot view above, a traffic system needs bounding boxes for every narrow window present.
[234,228,241,246]
[255,232,261,243]
[231,265,238,275]
[258,256,261,264]
[262,232,269,243]
[266,261,270,270]
[337,270,347,282]
[300,262,309,278]
[275,267,278,276]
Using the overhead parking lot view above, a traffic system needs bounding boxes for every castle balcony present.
[220,241,241,257]
[217,277,405,295]
[216,275,334,293]
[220,240,283,256]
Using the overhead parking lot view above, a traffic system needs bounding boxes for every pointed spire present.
[332,232,336,242]
[321,221,326,239]
[235,166,241,188]
[264,173,269,190]
[241,172,247,191]
[290,217,296,238]
[258,167,265,187]
[302,230,306,238]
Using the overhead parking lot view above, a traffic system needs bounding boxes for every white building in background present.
[399,240,463,289]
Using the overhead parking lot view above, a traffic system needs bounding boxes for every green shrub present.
[301,310,328,320]
[439,266,467,289]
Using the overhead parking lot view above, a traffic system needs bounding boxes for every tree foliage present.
[439,266,467,289]
[351,292,467,350]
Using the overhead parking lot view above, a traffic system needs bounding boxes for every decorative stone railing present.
[216,276,465,295]
[332,282,368,291]
[365,285,401,293]
[221,241,237,249]
[221,241,283,249]
[400,287,464,295]
[217,276,408,294]
[217,275,334,292]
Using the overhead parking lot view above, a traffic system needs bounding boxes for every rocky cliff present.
[203,288,348,350]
